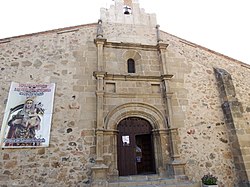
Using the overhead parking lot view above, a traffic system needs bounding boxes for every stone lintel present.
[104,73,173,82]
[104,41,158,51]
[104,92,162,98]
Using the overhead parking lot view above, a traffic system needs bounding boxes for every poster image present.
[122,135,130,146]
[0,82,55,148]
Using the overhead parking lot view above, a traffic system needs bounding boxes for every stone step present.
[117,174,161,181]
[108,175,200,187]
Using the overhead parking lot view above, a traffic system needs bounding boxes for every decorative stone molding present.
[104,73,173,82]
[104,102,171,178]
[104,41,159,50]
[104,102,168,130]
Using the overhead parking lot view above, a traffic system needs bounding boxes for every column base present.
[91,163,109,186]
[167,160,186,178]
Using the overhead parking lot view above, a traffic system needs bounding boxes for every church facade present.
[0,0,250,186]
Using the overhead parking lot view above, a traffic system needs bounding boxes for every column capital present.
[157,42,169,50]
[93,71,107,78]
[152,128,169,134]
[94,38,107,45]
[96,91,104,96]
[161,74,174,80]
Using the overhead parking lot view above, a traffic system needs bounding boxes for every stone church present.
[0,0,250,186]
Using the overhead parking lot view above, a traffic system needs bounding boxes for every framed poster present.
[0,82,55,148]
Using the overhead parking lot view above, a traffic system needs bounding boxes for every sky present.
[0,0,249,64]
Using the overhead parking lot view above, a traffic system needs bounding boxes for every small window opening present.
[127,58,135,73]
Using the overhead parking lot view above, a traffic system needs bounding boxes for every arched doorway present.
[117,117,156,176]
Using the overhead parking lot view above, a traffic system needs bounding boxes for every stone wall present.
[161,31,250,186]
[0,7,250,187]
[0,25,98,186]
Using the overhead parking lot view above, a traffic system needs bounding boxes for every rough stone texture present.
[0,0,250,187]
[0,26,97,187]
[161,33,250,186]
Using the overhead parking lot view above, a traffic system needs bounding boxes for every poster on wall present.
[0,82,56,148]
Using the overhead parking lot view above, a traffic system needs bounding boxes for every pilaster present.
[94,38,106,71]
[91,21,108,184]
[157,40,186,178]
[167,128,186,177]
[93,71,107,160]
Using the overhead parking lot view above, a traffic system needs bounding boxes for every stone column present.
[91,25,108,186]
[103,130,119,182]
[92,73,108,186]
[157,42,186,178]
[214,68,250,186]
[152,129,169,177]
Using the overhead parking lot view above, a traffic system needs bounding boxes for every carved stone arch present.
[104,102,169,178]
[104,102,167,130]
[122,50,142,61]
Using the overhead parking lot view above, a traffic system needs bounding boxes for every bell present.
[124,10,130,14]
[124,6,131,15]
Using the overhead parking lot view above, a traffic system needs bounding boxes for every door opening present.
[117,117,156,176]
[136,134,155,175]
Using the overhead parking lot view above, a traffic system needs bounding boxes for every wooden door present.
[117,117,155,176]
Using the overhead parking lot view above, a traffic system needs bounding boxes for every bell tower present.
[100,0,156,27]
